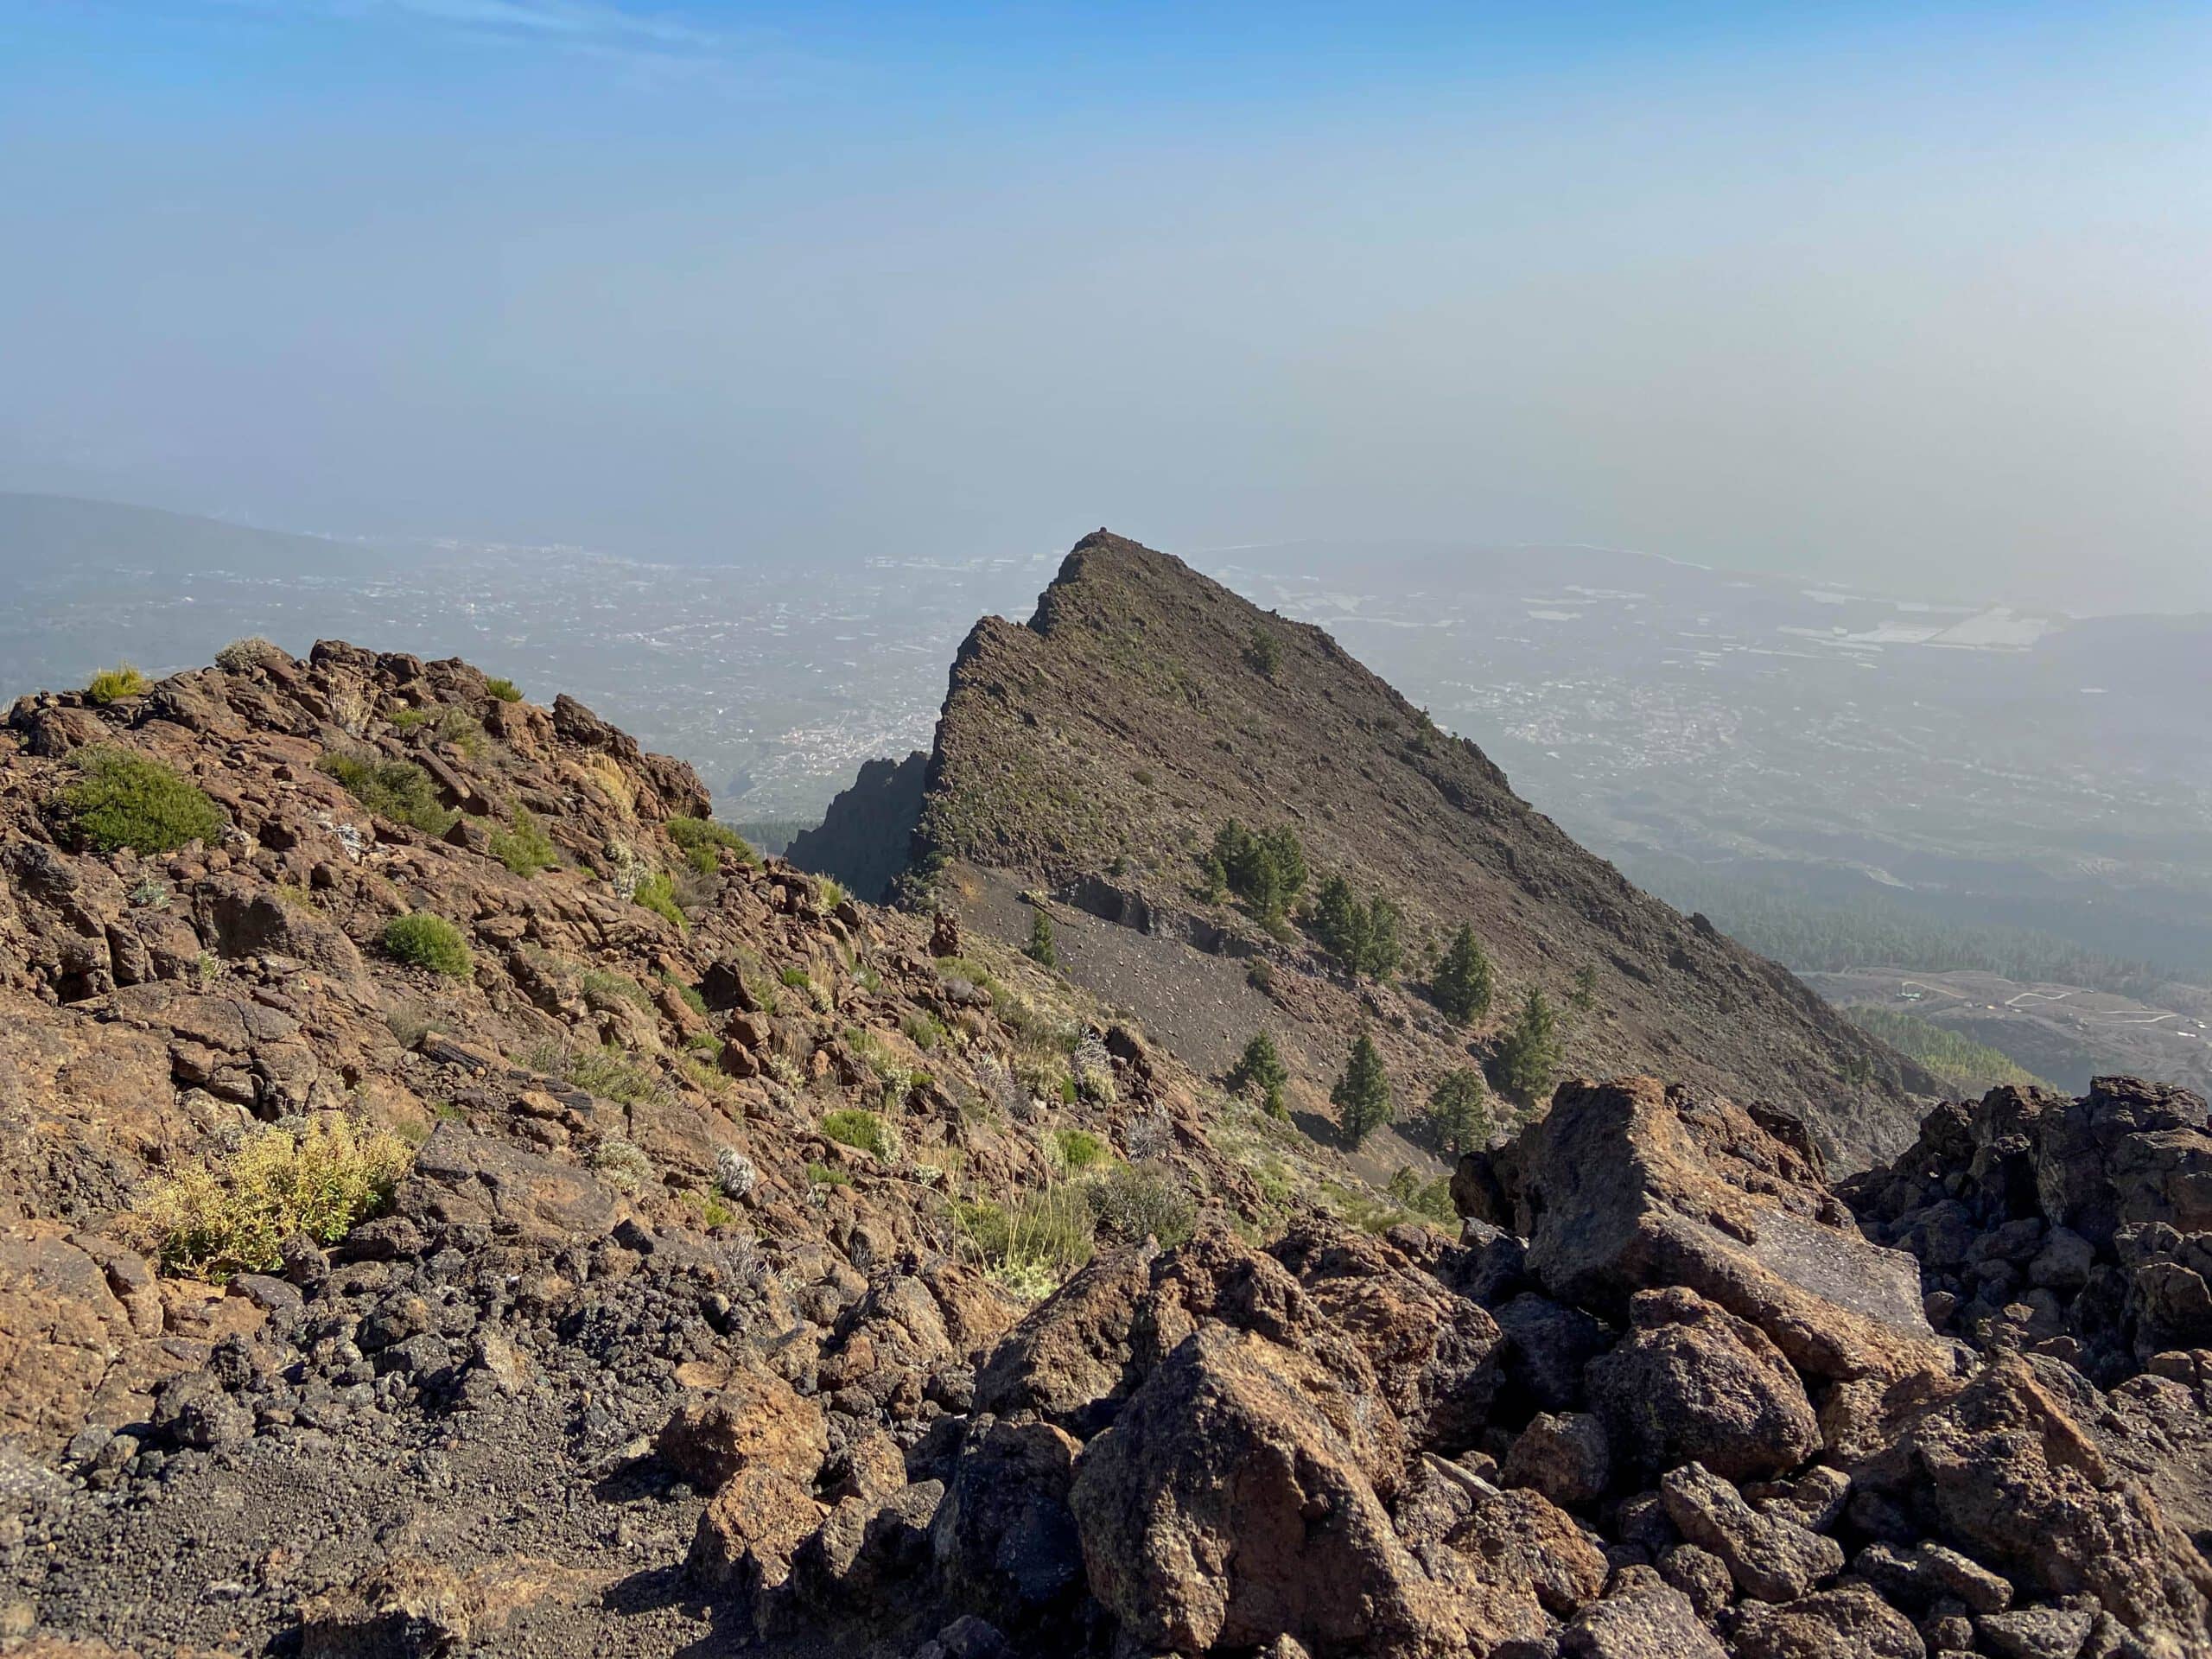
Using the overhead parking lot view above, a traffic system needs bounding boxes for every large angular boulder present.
[1586,1286,1821,1482]
[1465,1078,1955,1424]
[1864,1354,2212,1652]
[1068,1323,1485,1656]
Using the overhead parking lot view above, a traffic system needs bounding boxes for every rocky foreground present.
[0,642,2207,1659]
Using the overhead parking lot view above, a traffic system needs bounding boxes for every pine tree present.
[1432,925,1495,1024]
[1362,895,1403,980]
[1228,1031,1291,1117]
[1427,1067,1491,1153]
[1497,988,1563,1104]
[1570,963,1599,1012]
[1331,1033,1394,1148]
[1026,908,1058,968]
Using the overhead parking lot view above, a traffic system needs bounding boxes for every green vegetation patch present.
[382,912,474,977]
[1844,1005,2053,1096]
[83,664,152,705]
[632,870,685,929]
[953,1186,1096,1295]
[666,815,756,876]
[50,747,226,854]
[484,677,524,702]
[133,1114,412,1280]
[1087,1160,1197,1247]
[318,752,457,835]
[822,1108,898,1160]
[488,806,558,876]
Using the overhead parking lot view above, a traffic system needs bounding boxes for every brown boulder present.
[1586,1286,1821,1481]
[688,1465,826,1598]
[1067,1324,1478,1656]
[1878,1354,2212,1651]
[1480,1077,1955,1407]
[658,1363,830,1491]
[1662,1461,1844,1604]
[1721,1582,1926,1659]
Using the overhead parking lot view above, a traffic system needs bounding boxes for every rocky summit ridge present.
[798,530,1933,1173]
[0,633,2207,1659]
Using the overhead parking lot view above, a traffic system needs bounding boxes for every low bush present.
[665,815,755,877]
[1052,1128,1111,1170]
[590,1135,653,1194]
[318,752,456,835]
[484,677,524,702]
[487,807,557,876]
[1087,1160,1196,1246]
[633,870,685,929]
[901,1011,947,1051]
[580,966,653,1011]
[49,747,226,854]
[554,1041,661,1105]
[133,1114,413,1280]
[822,1108,898,1160]
[952,1185,1096,1296]
[388,707,432,732]
[82,664,152,704]
[382,912,473,977]
[806,1161,853,1187]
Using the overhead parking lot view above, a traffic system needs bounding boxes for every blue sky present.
[2,3,2207,609]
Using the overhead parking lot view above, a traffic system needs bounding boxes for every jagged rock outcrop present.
[787,749,930,905]
[684,1072,2209,1658]
[855,529,1932,1169]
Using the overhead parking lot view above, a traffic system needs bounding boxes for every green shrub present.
[1432,925,1495,1024]
[817,876,848,910]
[49,747,226,854]
[1228,1031,1291,1117]
[1496,988,1564,1104]
[822,1108,897,1160]
[580,967,653,1011]
[487,806,558,876]
[901,1011,947,1051]
[1386,1166,1457,1224]
[1331,1033,1394,1148]
[633,870,685,929]
[382,912,473,977]
[667,975,710,1018]
[666,815,756,876]
[780,966,813,989]
[318,752,457,835]
[806,1161,854,1188]
[1025,909,1058,968]
[1427,1067,1491,1153]
[434,706,488,760]
[389,707,431,732]
[484,677,524,702]
[1246,958,1275,993]
[133,1114,412,1281]
[1087,1160,1196,1247]
[1243,627,1282,679]
[1052,1128,1111,1170]
[524,1038,661,1104]
[952,1186,1096,1296]
[83,664,153,704]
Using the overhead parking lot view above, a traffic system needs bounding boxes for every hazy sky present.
[1,3,2206,613]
